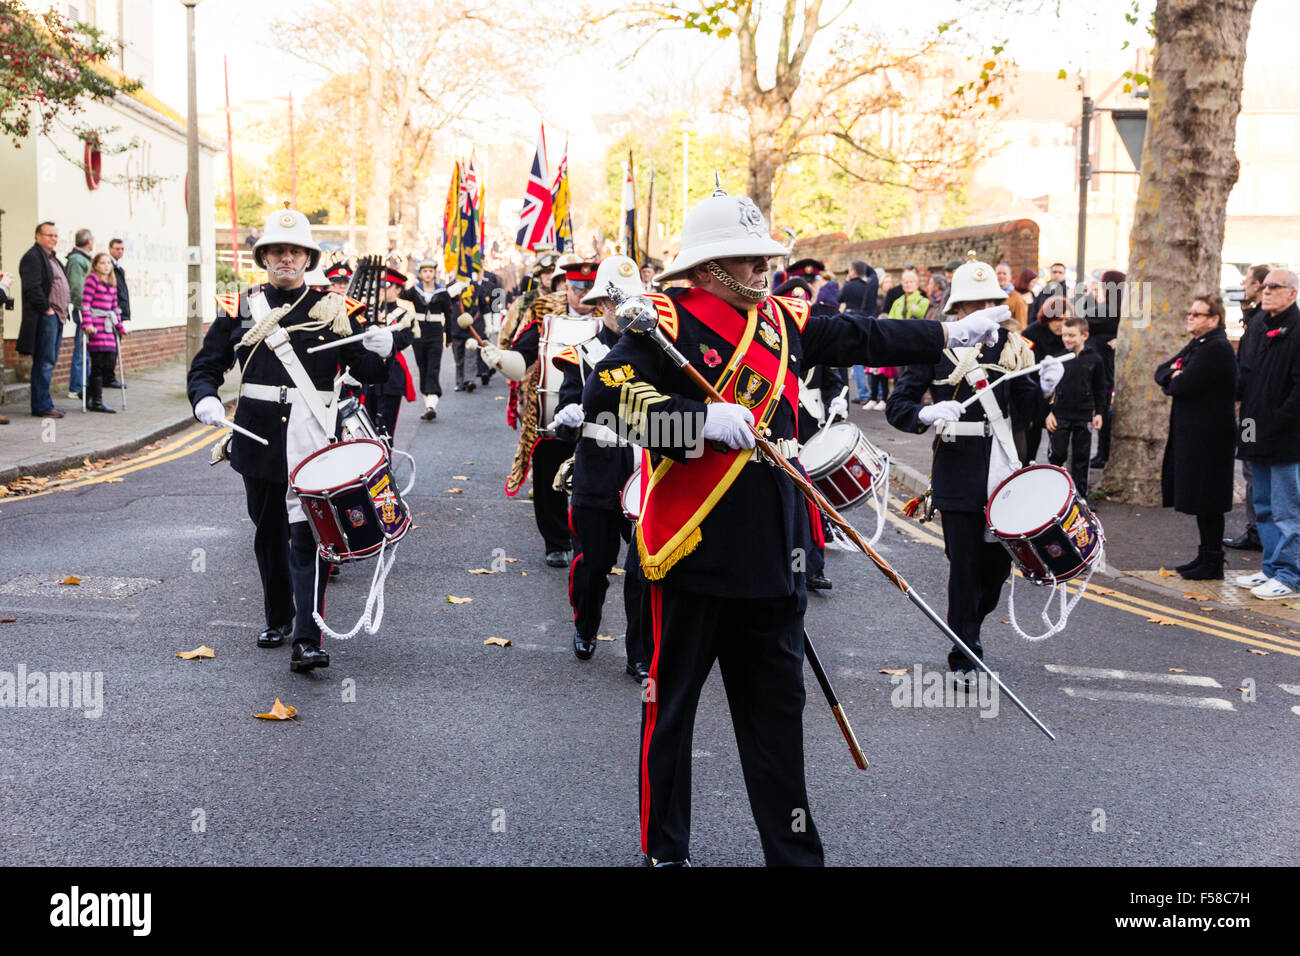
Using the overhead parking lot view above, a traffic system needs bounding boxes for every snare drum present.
[290,438,411,562]
[620,466,643,521]
[986,464,1104,583]
[337,395,383,444]
[798,422,887,510]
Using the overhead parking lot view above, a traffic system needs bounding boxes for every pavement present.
[0,359,238,487]
[0,350,1296,867]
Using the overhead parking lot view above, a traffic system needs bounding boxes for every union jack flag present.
[515,125,554,250]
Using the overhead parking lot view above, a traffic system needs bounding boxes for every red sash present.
[636,289,798,579]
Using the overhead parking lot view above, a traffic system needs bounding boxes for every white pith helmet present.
[657,188,790,283]
[253,206,322,271]
[944,250,1007,315]
[582,254,644,304]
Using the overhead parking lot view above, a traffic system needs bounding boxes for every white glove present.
[701,402,756,450]
[194,395,226,427]
[917,400,964,427]
[448,280,469,297]
[339,370,361,387]
[362,325,394,358]
[1038,355,1065,396]
[554,404,585,428]
[945,305,1008,348]
[828,396,849,421]
[480,343,501,367]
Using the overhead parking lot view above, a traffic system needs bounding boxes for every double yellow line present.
[882,494,1300,658]
[2,425,218,502]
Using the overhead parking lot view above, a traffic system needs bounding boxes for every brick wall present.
[791,219,1040,283]
[3,323,210,389]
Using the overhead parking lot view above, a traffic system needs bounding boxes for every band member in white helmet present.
[187,208,398,673]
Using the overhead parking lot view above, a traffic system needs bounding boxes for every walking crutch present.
[80,315,88,413]
[113,324,126,409]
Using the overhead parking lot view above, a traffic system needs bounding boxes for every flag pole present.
[222,56,239,276]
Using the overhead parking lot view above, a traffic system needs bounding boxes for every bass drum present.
[536,312,598,428]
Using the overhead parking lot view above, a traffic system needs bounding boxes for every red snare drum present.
[986,464,1104,583]
[290,439,411,562]
[798,422,887,511]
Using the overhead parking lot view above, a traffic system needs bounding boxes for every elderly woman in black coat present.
[1155,293,1238,579]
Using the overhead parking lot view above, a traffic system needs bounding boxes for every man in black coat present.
[838,259,878,317]
[1155,295,1237,579]
[17,222,70,418]
[580,191,997,867]
[188,209,395,672]
[1232,269,1300,601]
[1225,263,1273,551]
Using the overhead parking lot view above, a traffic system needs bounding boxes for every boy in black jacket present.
[1046,316,1107,497]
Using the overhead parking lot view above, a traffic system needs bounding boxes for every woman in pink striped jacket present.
[81,253,125,413]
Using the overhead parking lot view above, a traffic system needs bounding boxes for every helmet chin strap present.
[704,260,766,302]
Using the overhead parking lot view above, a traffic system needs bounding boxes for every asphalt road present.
[0,352,1297,867]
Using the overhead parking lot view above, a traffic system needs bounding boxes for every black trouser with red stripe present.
[531,438,575,554]
[941,509,1011,671]
[569,505,649,664]
[640,585,823,866]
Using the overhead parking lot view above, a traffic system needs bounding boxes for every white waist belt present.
[751,437,799,464]
[239,383,334,405]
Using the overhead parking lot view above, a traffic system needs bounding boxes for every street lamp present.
[181,0,203,365]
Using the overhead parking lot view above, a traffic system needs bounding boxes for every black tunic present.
[1155,327,1237,515]
[186,284,388,482]
[583,288,944,598]
[557,324,636,511]
[886,330,1039,513]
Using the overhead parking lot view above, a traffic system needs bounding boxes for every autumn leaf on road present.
[484,637,511,647]
[255,698,298,720]
[1091,585,1118,596]
[1183,591,1211,602]
[468,568,495,575]
[596,634,614,642]
[176,645,215,660]
[1147,616,1178,626]
[0,618,16,624]
[59,576,82,586]
[445,488,464,495]
[1157,568,1176,578]
[609,568,625,576]
[1249,648,1269,656]
[880,668,909,676]
[452,475,469,481]
[1168,667,1188,673]
[447,595,473,605]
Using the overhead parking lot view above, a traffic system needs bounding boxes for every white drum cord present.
[312,536,400,641]
[1006,545,1102,642]
[865,453,891,547]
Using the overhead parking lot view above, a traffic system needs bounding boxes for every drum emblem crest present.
[1045,543,1064,558]
[733,365,772,409]
[347,507,366,528]
[758,322,780,349]
[374,489,399,525]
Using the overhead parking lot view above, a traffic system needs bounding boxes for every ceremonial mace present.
[605,283,1056,743]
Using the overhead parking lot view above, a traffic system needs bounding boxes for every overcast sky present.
[151,0,1295,163]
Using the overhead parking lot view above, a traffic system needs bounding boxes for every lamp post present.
[181,0,203,365]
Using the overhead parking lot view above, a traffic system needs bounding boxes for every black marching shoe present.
[1223,528,1263,551]
[290,642,330,673]
[573,629,596,661]
[480,373,492,386]
[545,549,571,568]
[87,400,116,413]
[421,408,437,421]
[1175,547,1205,574]
[257,626,287,648]
[1089,456,1107,469]
[464,381,476,393]
[807,572,832,591]
[454,383,467,392]
[644,855,692,867]
[1180,550,1225,581]
[626,660,650,681]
